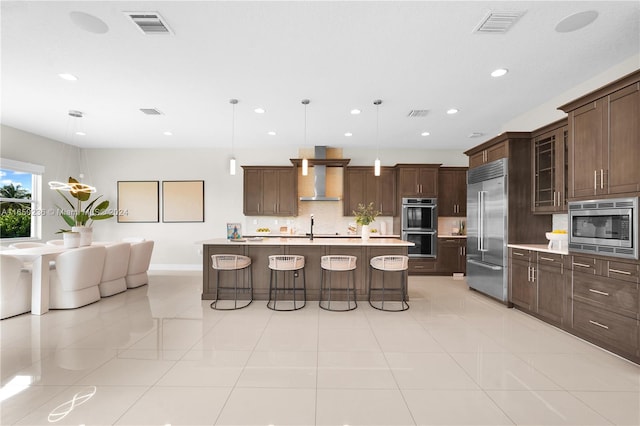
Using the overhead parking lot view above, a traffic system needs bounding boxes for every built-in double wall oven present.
[401,197,437,258]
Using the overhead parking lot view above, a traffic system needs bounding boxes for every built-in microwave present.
[568,197,638,259]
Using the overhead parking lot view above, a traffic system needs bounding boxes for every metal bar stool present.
[268,255,306,311]
[320,255,358,311]
[368,255,409,311]
[210,254,253,310]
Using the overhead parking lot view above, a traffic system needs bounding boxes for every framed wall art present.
[117,181,160,223]
[162,180,205,223]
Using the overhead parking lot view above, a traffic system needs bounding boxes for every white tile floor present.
[1,273,639,425]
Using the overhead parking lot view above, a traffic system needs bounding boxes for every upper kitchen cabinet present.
[559,70,640,199]
[466,140,510,169]
[343,166,396,216]
[395,164,440,198]
[242,166,298,216]
[531,118,568,214]
[438,167,467,216]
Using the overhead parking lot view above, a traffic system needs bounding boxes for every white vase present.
[72,226,93,246]
[63,232,81,248]
[361,224,371,242]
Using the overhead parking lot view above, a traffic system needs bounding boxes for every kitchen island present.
[200,238,413,301]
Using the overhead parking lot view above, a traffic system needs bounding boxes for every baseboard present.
[149,264,203,272]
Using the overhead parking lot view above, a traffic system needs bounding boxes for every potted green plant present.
[352,202,380,241]
[55,177,114,246]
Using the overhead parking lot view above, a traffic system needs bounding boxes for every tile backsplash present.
[439,217,466,236]
[245,201,394,236]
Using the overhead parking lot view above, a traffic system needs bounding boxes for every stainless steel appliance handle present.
[478,191,487,252]
[467,259,502,271]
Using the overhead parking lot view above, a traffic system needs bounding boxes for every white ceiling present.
[1,1,639,151]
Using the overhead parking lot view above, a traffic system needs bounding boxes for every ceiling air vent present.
[125,12,173,35]
[140,108,163,115]
[407,110,429,118]
[474,10,525,34]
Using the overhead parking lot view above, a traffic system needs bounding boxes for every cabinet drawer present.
[605,261,639,283]
[573,271,638,316]
[573,300,638,355]
[409,258,437,274]
[537,252,564,268]
[571,255,599,274]
[510,248,532,261]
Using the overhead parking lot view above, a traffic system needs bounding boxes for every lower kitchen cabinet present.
[436,238,466,275]
[509,249,536,311]
[408,258,437,275]
[509,248,566,325]
[536,252,565,325]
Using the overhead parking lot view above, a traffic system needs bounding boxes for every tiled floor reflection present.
[1,272,639,425]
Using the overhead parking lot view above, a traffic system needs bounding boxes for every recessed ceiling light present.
[555,10,598,33]
[58,73,78,81]
[163,131,173,136]
[491,68,508,78]
[468,132,484,138]
[268,131,276,136]
[446,108,459,115]
[254,107,265,114]
[350,109,361,115]
[421,132,430,136]
[75,131,86,136]
[344,132,353,137]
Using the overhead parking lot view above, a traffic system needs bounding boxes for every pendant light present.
[374,99,382,176]
[229,99,238,175]
[48,110,97,193]
[301,99,310,176]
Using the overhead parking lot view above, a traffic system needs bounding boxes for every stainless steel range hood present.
[295,146,348,201]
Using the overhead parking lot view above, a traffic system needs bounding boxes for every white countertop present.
[438,235,467,239]
[244,234,401,239]
[200,237,414,247]
[507,243,568,255]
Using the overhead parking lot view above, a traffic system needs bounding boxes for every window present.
[0,158,44,240]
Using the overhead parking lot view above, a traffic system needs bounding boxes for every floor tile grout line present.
[212,305,273,425]
[363,306,418,426]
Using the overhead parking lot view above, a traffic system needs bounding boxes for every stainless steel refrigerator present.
[466,158,509,302]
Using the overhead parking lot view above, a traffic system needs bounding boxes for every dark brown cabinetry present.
[438,167,467,216]
[569,254,639,359]
[560,70,640,199]
[436,238,466,275]
[509,249,536,311]
[467,141,509,169]
[396,164,439,198]
[343,166,396,216]
[532,119,568,213]
[408,258,437,275]
[509,248,566,325]
[536,252,565,325]
[242,166,297,216]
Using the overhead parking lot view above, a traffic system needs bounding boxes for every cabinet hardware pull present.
[540,256,554,262]
[532,268,536,282]
[594,170,597,191]
[589,320,609,330]
[513,252,524,256]
[600,169,604,189]
[573,262,591,268]
[609,268,632,276]
[528,266,532,282]
[588,288,610,296]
